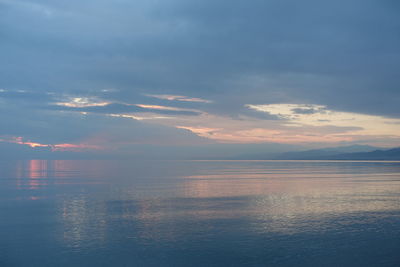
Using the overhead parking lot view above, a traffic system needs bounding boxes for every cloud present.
[54,97,111,108]
[48,103,201,116]
[246,103,400,142]
[1,0,400,157]
[145,94,212,103]
[0,90,210,153]
[291,107,321,115]
[2,0,399,117]
[0,135,101,151]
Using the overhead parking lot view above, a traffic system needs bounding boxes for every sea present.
[1,160,400,266]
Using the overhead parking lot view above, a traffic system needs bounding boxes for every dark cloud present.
[47,103,201,116]
[291,108,320,115]
[2,1,399,111]
[0,94,207,146]
[1,0,399,157]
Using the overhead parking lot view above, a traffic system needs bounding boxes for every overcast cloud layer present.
[1,0,400,158]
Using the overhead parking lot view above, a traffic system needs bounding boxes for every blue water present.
[1,160,400,266]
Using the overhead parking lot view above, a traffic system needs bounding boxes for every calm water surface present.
[1,160,400,266]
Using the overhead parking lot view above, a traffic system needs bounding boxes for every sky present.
[1,0,400,158]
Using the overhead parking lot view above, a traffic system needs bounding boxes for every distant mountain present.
[326,147,400,160]
[274,145,381,160]
[230,145,382,160]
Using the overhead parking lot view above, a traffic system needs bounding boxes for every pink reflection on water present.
[14,160,49,190]
[28,160,48,189]
[14,160,108,191]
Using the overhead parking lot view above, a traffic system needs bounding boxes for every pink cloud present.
[0,136,102,152]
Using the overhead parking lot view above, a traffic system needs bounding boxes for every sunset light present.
[1,1,400,265]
